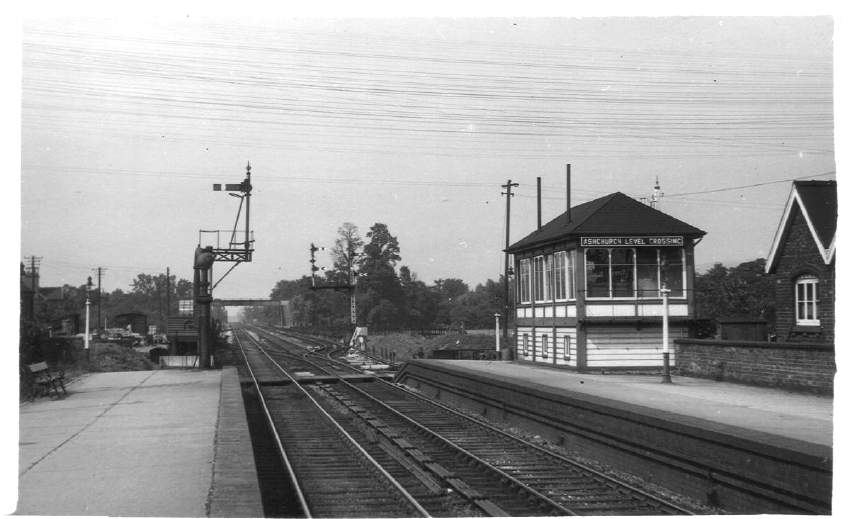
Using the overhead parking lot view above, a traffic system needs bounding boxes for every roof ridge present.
[568,192,619,229]
[569,192,632,233]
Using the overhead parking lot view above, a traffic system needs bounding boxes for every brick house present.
[765,180,836,343]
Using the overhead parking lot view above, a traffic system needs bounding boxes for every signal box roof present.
[506,192,706,254]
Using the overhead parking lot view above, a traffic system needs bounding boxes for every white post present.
[84,296,91,358]
[495,313,501,352]
[660,285,672,383]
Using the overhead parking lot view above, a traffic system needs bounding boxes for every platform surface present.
[16,368,260,517]
[422,360,833,447]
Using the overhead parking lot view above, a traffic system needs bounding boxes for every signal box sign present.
[580,236,683,247]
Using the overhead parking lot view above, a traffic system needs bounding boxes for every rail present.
[235,329,431,518]
[253,325,695,515]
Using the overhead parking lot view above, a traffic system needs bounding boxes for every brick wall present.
[772,207,835,343]
[675,338,834,394]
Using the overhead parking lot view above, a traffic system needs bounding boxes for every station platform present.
[16,367,263,517]
[413,359,833,446]
[396,359,834,514]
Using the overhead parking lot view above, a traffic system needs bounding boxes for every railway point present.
[16,367,263,517]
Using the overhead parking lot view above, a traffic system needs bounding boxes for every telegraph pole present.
[165,266,171,326]
[24,256,42,321]
[501,180,519,346]
[93,267,106,330]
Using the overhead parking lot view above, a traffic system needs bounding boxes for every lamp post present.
[84,276,93,361]
[660,285,672,383]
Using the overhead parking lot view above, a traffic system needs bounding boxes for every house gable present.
[765,180,837,274]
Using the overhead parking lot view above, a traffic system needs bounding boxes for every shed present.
[113,313,149,335]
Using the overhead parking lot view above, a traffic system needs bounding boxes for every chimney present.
[537,176,542,230]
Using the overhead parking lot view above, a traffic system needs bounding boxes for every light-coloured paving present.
[17,369,223,516]
[437,360,833,447]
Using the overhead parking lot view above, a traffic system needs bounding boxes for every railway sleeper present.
[445,477,484,500]
[425,462,455,479]
[372,436,446,496]
[392,437,415,450]
[473,499,511,517]
[407,448,433,464]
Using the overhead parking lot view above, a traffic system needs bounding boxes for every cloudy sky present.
[19,12,836,300]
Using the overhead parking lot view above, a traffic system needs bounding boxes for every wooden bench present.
[26,362,67,400]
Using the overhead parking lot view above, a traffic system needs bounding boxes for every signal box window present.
[611,249,635,297]
[519,259,531,304]
[585,249,610,298]
[660,249,684,297]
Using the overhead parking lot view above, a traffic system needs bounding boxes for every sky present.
[17,11,838,303]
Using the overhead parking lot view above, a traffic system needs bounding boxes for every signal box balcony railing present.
[198,229,255,262]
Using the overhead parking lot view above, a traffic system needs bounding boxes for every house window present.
[563,335,571,361]
[522,333,529,356]
[541,334,548,358]
[519,259,531,303]
[795,276,820,325]
[534,256,547,302]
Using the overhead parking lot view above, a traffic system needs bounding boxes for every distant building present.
[20,262,66,324]
[765,180,836,343]
[506,191,706,370]
[113,313,149,336]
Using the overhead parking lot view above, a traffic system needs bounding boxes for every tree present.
[434,278,469,300]
[694,263,729,320]
[357,223,404,327]
[694,258,776,326]
[331,222,364,285]
[399,266,440,329]
[447,278,505,329]
[725,258,776,322]
[270,277,312,301]
[360,223,401,270]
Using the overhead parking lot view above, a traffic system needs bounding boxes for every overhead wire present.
[21,21,834,162]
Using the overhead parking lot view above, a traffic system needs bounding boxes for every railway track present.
[237,326,696,516]
[235,329,429,518]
